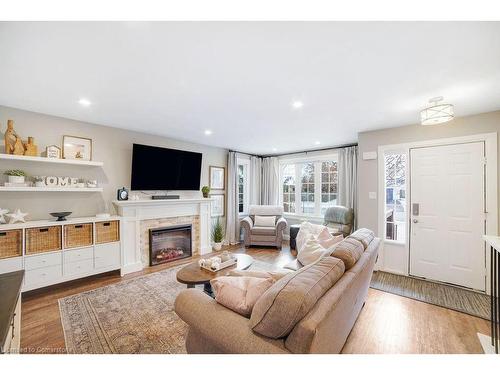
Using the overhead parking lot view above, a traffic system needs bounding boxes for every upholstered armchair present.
[240,205,287,248]
[323,205,354,237]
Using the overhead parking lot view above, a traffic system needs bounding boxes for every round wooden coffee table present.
[176,253,254,296]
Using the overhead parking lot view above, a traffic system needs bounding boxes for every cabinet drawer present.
[25,264,62,287]
[64,247,93,263]
[64,258,93,277]
[0,256,23,274]
[25,252,62,270]
[95,242,120,270]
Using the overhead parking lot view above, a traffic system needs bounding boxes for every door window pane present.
[384,153,406,242]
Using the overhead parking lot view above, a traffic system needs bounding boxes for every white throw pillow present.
[316,227,343,249]
[296,222,329,252]
[254,215,276,227]
[297,234,330,266]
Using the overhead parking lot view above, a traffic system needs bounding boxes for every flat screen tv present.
[131,143,202,191]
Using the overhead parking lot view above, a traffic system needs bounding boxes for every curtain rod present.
[230,142,358,159]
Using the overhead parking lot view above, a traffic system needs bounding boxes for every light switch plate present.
[369,192,377,200]
[363,151,377,160]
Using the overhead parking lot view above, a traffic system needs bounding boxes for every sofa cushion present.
[249,256,345,339]
[211,276,275,317]
[330,237,364,270]
[251,226,277,236]
[254,215,276,227]
[348,228,375,249]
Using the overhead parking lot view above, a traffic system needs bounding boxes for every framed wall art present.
[210,193,225,217]
[62,135,93,161]
[209,166,225,190]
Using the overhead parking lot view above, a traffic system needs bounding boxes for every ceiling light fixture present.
[420,96,454,125]
[315,141,321,146]
[272,148,277,152]
[291,100,304,109]
[78,98,92,107]
[204,130,213,136]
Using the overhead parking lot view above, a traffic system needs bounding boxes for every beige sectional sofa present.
[175,230,380,354]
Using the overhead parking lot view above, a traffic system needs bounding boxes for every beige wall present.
[0,106,228,220]
[358,110,500,235]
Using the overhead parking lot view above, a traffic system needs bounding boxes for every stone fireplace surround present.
[113,198,212,275]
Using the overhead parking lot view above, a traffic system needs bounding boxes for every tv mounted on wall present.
[131,143,202,191]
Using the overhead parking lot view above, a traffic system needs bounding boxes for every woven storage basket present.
[0,229,22,259]
[64,223,93,249]
[26,226,62,254]
[95,220,120,244]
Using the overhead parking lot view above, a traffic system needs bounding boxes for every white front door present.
[409,142,485,291]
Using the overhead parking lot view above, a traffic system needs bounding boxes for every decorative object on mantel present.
[209,166,225,190]
[6,208,28,224]
[63,135,93,161]
[4,169,27,184]
[201,185,210,198]
[23,137,38,156]
[0,208,9,224]
[50,212,72,221]
[210,193,225,217]
[117,187,129,201]
[211,218,224,251]
[46,144,61,159]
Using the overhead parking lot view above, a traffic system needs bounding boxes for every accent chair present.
[323,205,354,237]
[240,205,287,248]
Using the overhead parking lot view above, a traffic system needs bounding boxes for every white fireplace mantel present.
[113,198,213,275]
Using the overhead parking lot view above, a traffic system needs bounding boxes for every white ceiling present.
[1,22,500,155]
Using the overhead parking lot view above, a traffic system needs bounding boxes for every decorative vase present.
[203,192,209,198]
[8,175,25,184]
[213,242,222,251]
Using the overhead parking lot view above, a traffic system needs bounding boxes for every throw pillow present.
[348,228,375,249]
[297,234,330,266]
[296,222,327,252]
[210,276,275,317]
[254,215,276,227]
[250,257,345,339]
[316,227,343,249]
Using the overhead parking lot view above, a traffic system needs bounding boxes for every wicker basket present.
[95,220,120,244]
[0,229,22,259]
[26,226,62,255]
[64,223,93,249]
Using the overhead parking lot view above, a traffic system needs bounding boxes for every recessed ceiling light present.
[204,130,213,136]
[291,100,304,109]
[315,141,321,145]
[272,148,277,152]
[78,98,91,107]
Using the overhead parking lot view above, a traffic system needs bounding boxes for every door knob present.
[413,219,418,223]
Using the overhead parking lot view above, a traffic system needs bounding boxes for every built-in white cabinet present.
[0,217,121,291]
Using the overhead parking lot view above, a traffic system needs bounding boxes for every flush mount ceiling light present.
[420,96,454,125]
[204,129,213,136]
[314,141,321,145]
[291,100,304,109]
[78,98,91,107]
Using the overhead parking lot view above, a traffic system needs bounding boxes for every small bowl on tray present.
[50,212,72,221]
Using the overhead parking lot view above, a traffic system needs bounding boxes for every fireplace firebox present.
[149,225,192,266]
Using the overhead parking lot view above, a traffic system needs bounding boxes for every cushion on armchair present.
[249,256,345,339]
[254,215,276,227]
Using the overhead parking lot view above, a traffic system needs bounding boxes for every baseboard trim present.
[121,262,143,276]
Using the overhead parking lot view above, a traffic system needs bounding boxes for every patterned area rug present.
[59,260,275,354]
[370,271,490,320]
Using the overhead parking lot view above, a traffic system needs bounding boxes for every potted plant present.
[4,169,27,184]
[202,185,210,198]
[211,218,224,251]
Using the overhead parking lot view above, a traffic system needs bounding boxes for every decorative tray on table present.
[198,252,237,272]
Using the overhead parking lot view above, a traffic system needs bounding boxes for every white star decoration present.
[0,208,9,224]
[6,208,28,224]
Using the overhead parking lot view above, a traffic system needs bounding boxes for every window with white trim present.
[384,152,407,242]
[280,155,338,217]
[237,158,250,215]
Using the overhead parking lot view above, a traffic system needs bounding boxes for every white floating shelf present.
[0,186,103,192]
[0,153,104,167]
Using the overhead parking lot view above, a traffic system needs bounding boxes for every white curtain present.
[261,157,280,205]
[248,156,262,205]
[225,151,239,244]
[338,145,358,228]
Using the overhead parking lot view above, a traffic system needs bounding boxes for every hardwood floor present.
[19,244,490,354]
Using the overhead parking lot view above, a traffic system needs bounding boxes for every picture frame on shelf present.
[62,135,93,161]
[46,145,61,159]
[209,166,225,190]
[210,193,225,217]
